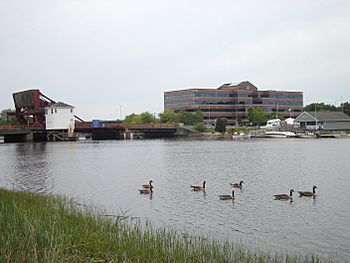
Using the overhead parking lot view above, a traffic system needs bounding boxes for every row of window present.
[45,109,73,114]
[184,108,302,113]
[165,101,250,107]
[260,95,303,99]
[264,109,302,113]
[165,93,302,100]
[45,109,58,114]
[193,93,248,98]
[165,101,302,107]
[255,101,303,106]
[196,101,252,105]
[185,108,248,112]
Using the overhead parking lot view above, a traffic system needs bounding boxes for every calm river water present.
[0,138,350,260]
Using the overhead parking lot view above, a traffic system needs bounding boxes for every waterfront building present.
[294,111,350,131]
[164,81,303,124]
[45,102,75,130]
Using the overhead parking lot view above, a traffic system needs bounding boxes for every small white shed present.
[45,102,75,130]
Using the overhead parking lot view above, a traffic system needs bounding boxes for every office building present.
[164,81,303,124]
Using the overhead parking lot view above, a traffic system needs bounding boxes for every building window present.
[51,109,53,114]
[55,109,57,113]
[70,109,73,113]
[45,109,48,114]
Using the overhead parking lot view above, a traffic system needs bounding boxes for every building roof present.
[46,102,74,109]
[217,81,258,92]
[295,111,350,122]
[165,81,302,94]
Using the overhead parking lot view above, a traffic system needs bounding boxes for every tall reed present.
[0,189,325,262]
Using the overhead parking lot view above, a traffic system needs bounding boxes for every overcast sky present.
[1,0,349,120]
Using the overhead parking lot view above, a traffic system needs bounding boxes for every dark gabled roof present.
[48,102,74,108]
[296,111,350,122]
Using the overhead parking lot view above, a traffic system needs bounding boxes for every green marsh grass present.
[0,188,327,262]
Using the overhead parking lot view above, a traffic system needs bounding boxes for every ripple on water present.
[1,139,350,260]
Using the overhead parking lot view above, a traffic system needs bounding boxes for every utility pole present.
[119,105,122,120]
[341,96,343,112]
[315,104,318,130]
[208,105,211,126]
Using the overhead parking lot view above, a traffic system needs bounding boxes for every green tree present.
[177,109,204,125]
[215,117,227,133]
[139,112,157,124]
[340,102,350,116]
[194,109,204,124]
[304,103,339,112]
[178,110,195,125]
[123,113,139,124]
[123,112,158,124]
[268,112,285,120]
[193,122,208,132]
[248,107,268,126]
[158,109,179,123]
[0,109,18,125]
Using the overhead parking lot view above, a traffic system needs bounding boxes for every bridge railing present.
[74,123,124,129]
[123,123,179,129]
[74,123,178,130]
[0,124,44,129]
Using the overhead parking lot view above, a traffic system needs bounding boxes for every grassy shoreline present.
[0,188,326,262]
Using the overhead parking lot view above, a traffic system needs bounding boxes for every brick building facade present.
[164,81,303,125]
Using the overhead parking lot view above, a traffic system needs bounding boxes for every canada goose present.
[274,189,294,200]
[142,180,153,189]
[191,181,206,191]
[230,180,244,188]
[298,185,317,197]
[139,186,153,194]
[219,190,235,200]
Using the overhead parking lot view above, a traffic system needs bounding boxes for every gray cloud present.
[1,0,349,120]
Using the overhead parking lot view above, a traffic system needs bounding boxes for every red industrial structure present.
[7,89,85,128]
[7,89,55,128]
[1,89,179,142]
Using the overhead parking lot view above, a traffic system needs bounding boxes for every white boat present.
[232,132,251,139]
[285,117,295,125]
[295,132,316,139]
[265,131,296,138]
[260,119,281,130]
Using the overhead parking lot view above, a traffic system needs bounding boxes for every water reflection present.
[0,139,350,261]
[10,143,51,193]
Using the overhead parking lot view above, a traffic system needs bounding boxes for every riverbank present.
[0,188,328,262]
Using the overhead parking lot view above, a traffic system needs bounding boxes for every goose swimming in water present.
[142,180,153,189]
[230,180,244,188]
[298,185,317,197]
[274,189,294,200]
[191,181,206,191]
[139,185,153,194]
[219,190,235,200]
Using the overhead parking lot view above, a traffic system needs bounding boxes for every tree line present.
[247,102,350,126]
[122,109,230,132]
[1,101,349,129]
[123,109,203,125]
[0,109,17,125]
